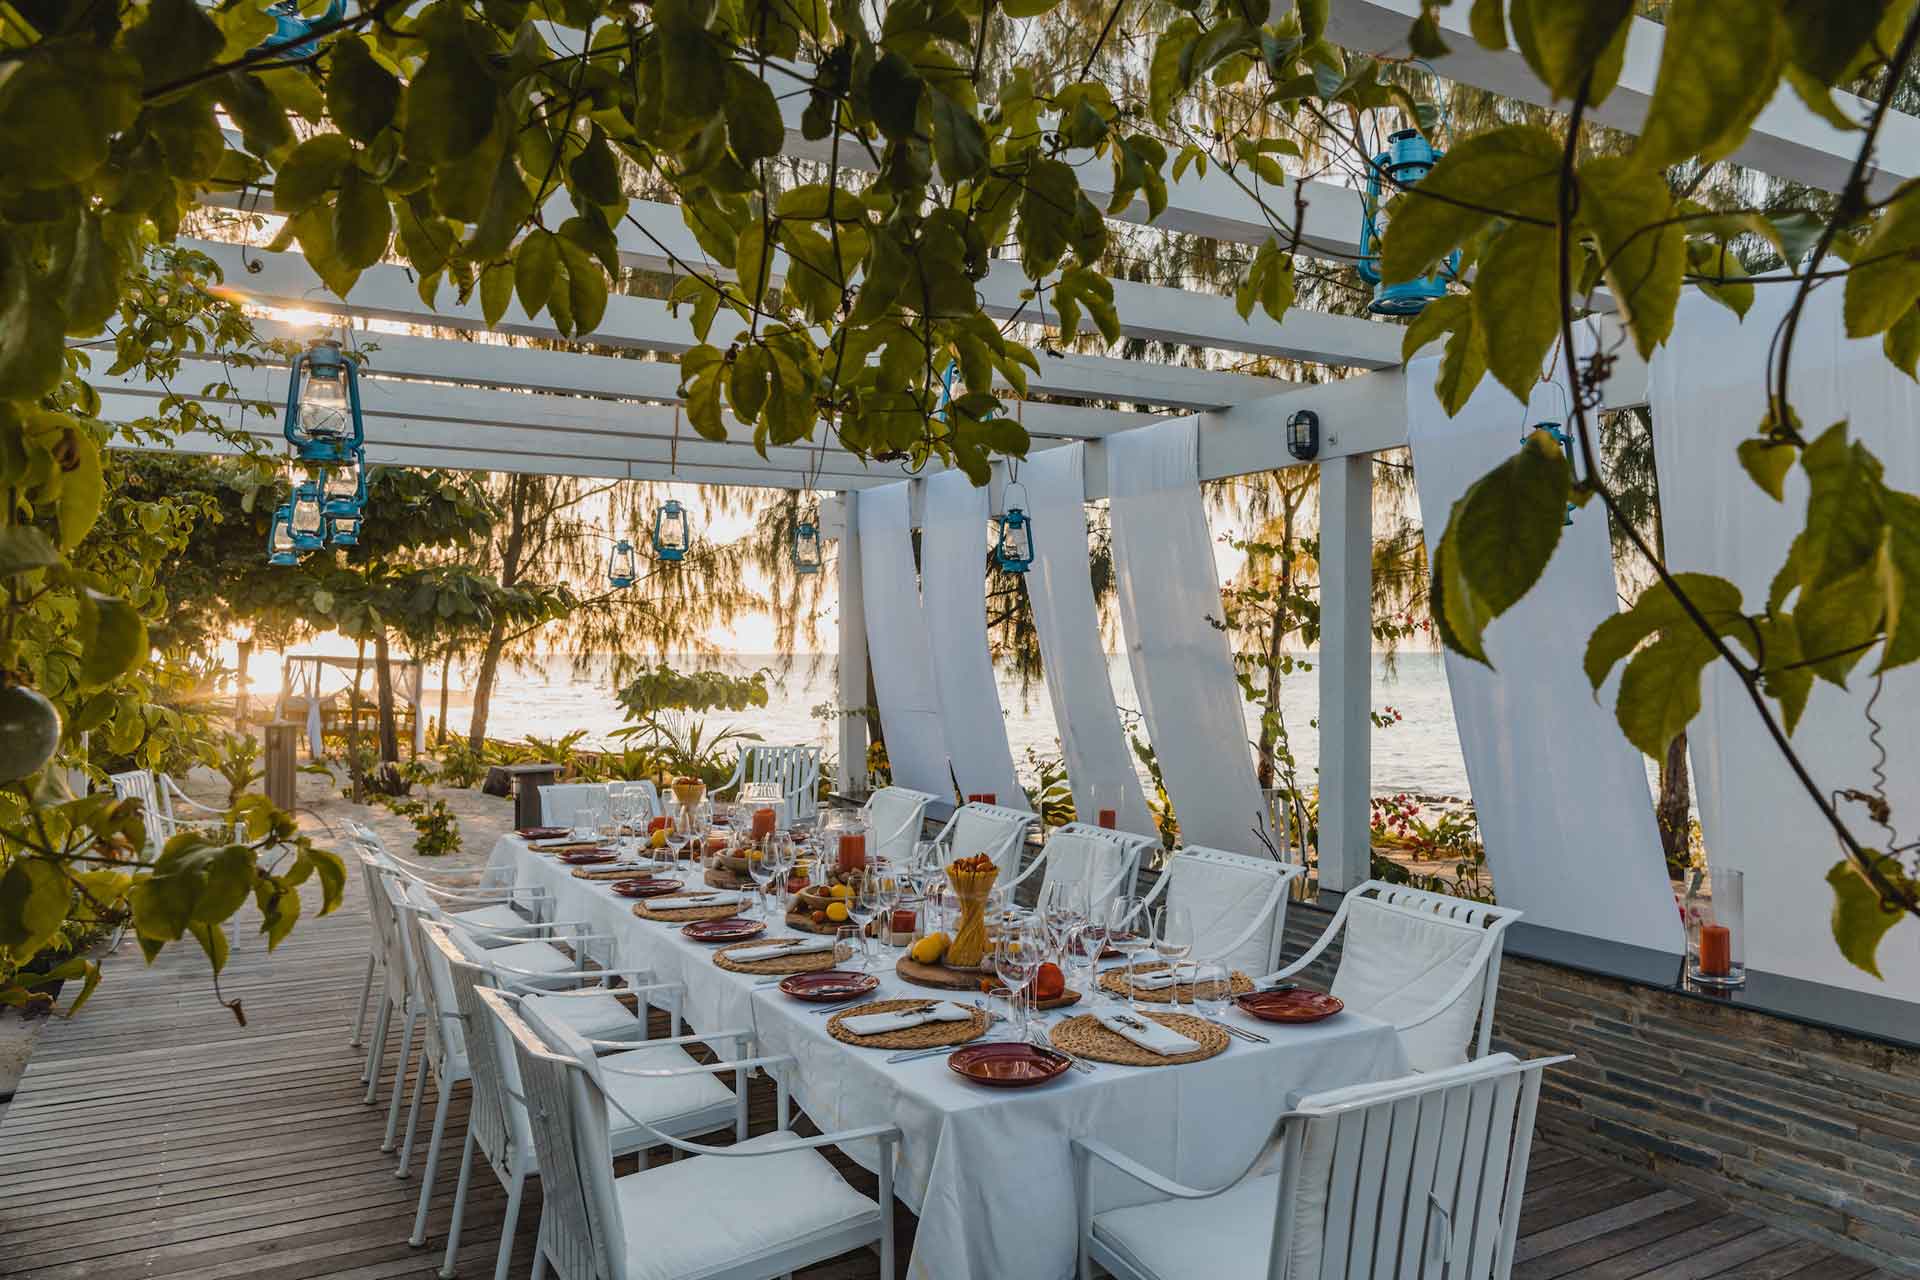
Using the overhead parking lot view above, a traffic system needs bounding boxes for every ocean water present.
[435,650,1473,799]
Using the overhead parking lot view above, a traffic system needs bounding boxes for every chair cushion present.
[1330,897,1487,1072]
[533,992,646,1041]
[1090,1174,1279,1280]
[1169,853,1282,978]
[612,1131,879,1280]
[482,940,581,990]
[448,903,527,933]
[600,1044,737,1140]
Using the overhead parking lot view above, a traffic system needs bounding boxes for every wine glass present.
[992,919,1042,1041]
[1155,904,1195,985]
[746,838,779,921]
[846,869,887,970]
[1105,895,1150,1008]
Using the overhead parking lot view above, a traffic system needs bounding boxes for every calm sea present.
[451,651,1472,800]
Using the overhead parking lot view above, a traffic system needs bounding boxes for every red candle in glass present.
[1699,924,1732,977]
[837,832,867,873]
[648,815,672,833]
[891,907,917,933]
[751,807,776,839]
[968,793,996,805]
[1097,808,1118,829]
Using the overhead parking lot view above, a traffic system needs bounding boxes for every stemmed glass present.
[992,918,1042,1042]
[1155,904,1195,987]
[745,837,780,921]
[1105,894,1150,1009]
[846,869,891,971]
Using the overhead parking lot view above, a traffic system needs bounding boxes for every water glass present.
[746,843,779,921]
[992,921,1041,1041]
[1105,895,1150,1008]
[1191,963,1229,1018]
[833,925,862,969]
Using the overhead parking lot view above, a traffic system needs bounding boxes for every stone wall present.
[1278,905,1920,1275]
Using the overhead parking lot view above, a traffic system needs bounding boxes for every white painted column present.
[827,495,870,798]
[1317,455,1373,892]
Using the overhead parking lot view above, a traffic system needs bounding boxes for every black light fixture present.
[1286,410,1320,461]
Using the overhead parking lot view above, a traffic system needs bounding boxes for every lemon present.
[829,883,852,900]
[909,932,949,964]
[649,829,668,849]
[825,901,850,923]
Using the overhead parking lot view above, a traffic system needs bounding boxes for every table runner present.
[491,835,1408,1280]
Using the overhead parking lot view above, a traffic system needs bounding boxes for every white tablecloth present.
[490,836,1409,1280]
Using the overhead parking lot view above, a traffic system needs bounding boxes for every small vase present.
[945,871,999,968]
[1684,865,1747,988]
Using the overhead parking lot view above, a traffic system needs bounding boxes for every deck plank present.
[0,870,1885,1280]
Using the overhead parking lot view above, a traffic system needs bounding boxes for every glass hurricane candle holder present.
[1685,864,1746,988]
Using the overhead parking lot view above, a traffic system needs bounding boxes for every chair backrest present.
[1264,1053,1563,1280]
[451,933,538,1164]
[1165,846,1300,977]
[489,987,625,1280]
[398,888,466,1072]
[1037,823,1141,915]
[862,786,936,862]
[541,783,611,829]
[937,801,1035,880]
[363,864,410,1003]
[1326,882,1521,1072]
[108,770,164,838]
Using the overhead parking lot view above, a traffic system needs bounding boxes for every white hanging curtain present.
[1406,356,1683,955]
[1650,289,1920,997]
[1106,417,1267,853]
[1023,444,1155,836]
[857,482,954,799]
[920,470,1024,807]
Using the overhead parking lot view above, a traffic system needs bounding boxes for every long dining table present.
[488,834,1411,1280]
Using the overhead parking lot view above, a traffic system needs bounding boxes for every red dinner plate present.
[608,877,683,899]
[560,849,619,865]
[948,1042,1072,1087]
[1234,989,1345,1023]
[778,970,880,1002]
[517,826,570,839]
[681,917,768,942]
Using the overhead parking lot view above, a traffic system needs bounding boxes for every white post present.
[1317,454,1373,893]
[829,494,870,799]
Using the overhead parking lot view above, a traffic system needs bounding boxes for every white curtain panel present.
[856,482,954,799]
[1105,418,1268,852]
[921,470,1024,805]
[1022,445,1156,836]
[1407,357,1683,954]
[1650,289,1920,997]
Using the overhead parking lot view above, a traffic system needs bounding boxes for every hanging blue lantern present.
[1526,422,1577,526]
[993,480,1034,573]
[266,504,300,566]
[1356,128,1459,316]
[608,538,638,587]
[289,480,328,551]
[651,500,690,562]
[792,518,823,574]
[283,338,363,465]
[262,0,345,62]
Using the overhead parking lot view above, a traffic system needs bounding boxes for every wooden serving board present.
[705,866,751,890]
[894,954,995,990]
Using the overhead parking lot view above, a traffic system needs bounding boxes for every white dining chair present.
[1007,822,1150,917]
[1127,846,1304,978]
[718,743,823,823]
[539,782,612,829]
[491,987,901,1280]
[108,767,241,851]
[1263,881,1523,1072]
[930,800,1036,881]
[859,785,937,861]
[1072,1052,1569,1280]
[415,924,696,1278]
[608,779,661,823]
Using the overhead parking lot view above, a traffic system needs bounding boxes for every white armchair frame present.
[1126,846,1305,977]
[1007,822,1149,914]
[1262,880,1522,1062]
[858,785,937,861]
[109,768,241,850]
[719,743,824,823]
[930,800,1037,881]
[1072,1054,1568,1280]
[490,987,900,1280]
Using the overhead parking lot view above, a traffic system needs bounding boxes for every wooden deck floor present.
[0,875,1894,1280]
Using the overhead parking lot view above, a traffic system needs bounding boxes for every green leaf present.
[325,36,400,142]
[868,52,924,142]
[1150,18,1202,127]
[1886,304,1920,379]
[76,590,147,690]
[1469,0,1507,49]
[405,37,497,164]
[1635,0,1785,170]
[59,213,124,336]
[1799,421,1886,587]
[1509,0,1633,101]
[1430,427,1572,664]
[57,431,102,550]
[1578,156,1683,358]
[216,71,294,160]
[332,170,392,270]
[556,240,608,337]
[0,526,60,578]
[1614,630,1715,757]
[1781,0,1896,85]
[1827,857,1906,979]
[1793,560,1883,685]
[1473,224,1561,401]
[272,133,351,214]
[1001,0,1065,15]
[189,920,229,975]
[730,344,772,422]
[1687,237,1755,319]
[1738,437,1797,501]
[929,90,989,186]
[0,858,68,957]
[0,241,64,399]
[1378,125,1561,287]
[1436,297,1490,416]
[723,66,784,162]
[1844,182,1920,338]
[514,230,560,319]
[1877,490,1920,671]
[480,260,514,327]
[126,0,224,89]
[1584,572,1745,690]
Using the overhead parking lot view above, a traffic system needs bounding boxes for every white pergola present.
[102,1,1920,993]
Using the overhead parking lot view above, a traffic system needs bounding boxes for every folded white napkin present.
[1122,967,1194,991]
[610,858,671,873]
[841,1002,973,1035]
[531,837,603,850]
[650,892,747,910]
[729,937,835,962]
[1096,1010,1200,1056]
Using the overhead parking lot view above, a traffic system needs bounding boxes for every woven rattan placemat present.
[632,900,750,923]
[572,866,677,882]
[1049,1010,1228,1066]
[1095,963,1254,1004]
[712,939,840,974]
[826,998,990,1049]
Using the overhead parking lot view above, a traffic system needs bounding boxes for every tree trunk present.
[467,476,530,751]
[1657,731,1693,880]
[437,651,452,747]
[234,639,252,727]
[373,626,400,764]
[348,640,367,806]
